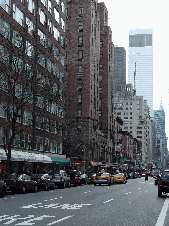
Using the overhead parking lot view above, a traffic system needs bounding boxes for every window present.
[0,102,6,118]
[44,138,49,152]
[77,109,82,117]
[100,41,103,48]
[52,83,58,95]
[15,83,22,98]
[50,140,57,153]
[36,94,44,109]
[47,59,51,72]
[0,73,8,91]
[0,0,10,14]
[52,63,59,77]
[78,79,82,90]
[54,8,59,23]
[78,94,82,104]
[53,26,60,42]
[60,35,65,48]
[36,116,44,129]
[99,87,102,94]
[60,52,64,66]
[39,9,47,27]
[37,73,45,87]
[53,45,59,60]
[60,17,65,31]
[25,63,33,79]
[79,21,83,32]
[38,30,46,47]
[78,36,83,46]
[23,110,32,126]
[0,128,4,145]
[99,64,103,71]
[26,17,35,36]
[51,120,57,134]
[25,41,34,57]
[13,4,24,26]
[24,87,33,103]
[48,19,53,34]
[0,17,10,39]
[78,50,83,60]
[27,0,35,15]
[45,118,49,132]
[12,56,23,73]
[99,75,102,83]
[78,65,83,74]
[48,0,52,13]
[38,53,45,67]
[99,122,102,130]
[100,53,103,59]
[79,7,83,17]
[99,110,102,117]
[36,136,43,151]
[99,98,102,106]
[12,30,23,48]
[58,142,62,154]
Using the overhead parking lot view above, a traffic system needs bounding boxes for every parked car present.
[80,174,90,185]
[158,170,169,197]
[65,170,81,186]
[4,174,38,194]
[52,171,70,189]
[31,174,55,191]
[0,180,6,197]
[94,172,113,186]
[113,173,127,184]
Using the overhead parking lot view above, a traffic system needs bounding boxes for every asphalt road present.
[0,177,168,226]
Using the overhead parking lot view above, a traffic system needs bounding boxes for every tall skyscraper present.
[128,29,153,117]
[113,46,126,86]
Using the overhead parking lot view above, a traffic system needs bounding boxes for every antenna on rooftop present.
[133,62,136,96]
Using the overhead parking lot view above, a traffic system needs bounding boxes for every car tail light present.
[159,179,162,184]
[93,177,96,180]
[120,177,123,179]
[106,177,108,179]
[155,178,157,181]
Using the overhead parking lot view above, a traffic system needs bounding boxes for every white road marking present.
[155,198,169,226]
[125,193,128,195]
[129,192,132,193]
[0,215,34,225]
[47,215,74,225]
[15,215,55,225]
[103,199,113,203]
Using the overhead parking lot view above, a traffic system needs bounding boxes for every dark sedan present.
[4,174,38,194]
[31,174,55,191]
[0,180,6,197]
[158,170,169,197]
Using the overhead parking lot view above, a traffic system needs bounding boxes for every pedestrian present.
[145,172,148,181]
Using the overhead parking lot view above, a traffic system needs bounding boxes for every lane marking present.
[15,215,55,225]
[103,199,113,203]
[47,215,74,225]
[155,198,169,226]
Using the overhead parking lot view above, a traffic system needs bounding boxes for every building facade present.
[0,0,67,173]
[128,28,153,117]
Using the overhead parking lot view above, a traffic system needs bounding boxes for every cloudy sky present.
[98,0,169,142]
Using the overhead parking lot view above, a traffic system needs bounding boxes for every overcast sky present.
[99,0,169,142]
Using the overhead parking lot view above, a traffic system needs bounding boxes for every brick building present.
[64,0,114,164]
[0,0,67,174]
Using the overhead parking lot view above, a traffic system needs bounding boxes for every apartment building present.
[64,0,114,163]
[0,0,66,166]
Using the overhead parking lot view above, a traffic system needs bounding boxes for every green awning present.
[51,157,70,164]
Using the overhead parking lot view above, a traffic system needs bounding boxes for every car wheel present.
[0,186,5,197]
[62,182,65,189]
[45,184,48,191]
[22,186,26,194]
[158,187,162,197]
[34,185,38,193]
[67,181,71,188]
[108,181,111,186]
[94,183,96,186]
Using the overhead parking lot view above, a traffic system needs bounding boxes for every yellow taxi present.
[113,173,127,184]
[94,172,114,186]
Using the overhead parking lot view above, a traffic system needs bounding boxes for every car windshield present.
[162,172,169,177]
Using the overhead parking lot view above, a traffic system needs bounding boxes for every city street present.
[0,177,169,225]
